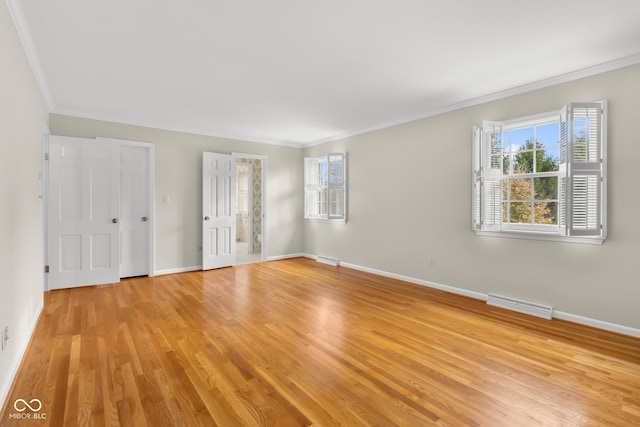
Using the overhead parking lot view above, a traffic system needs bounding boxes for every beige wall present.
[49,115,304,271]
[3,8,638,414]
[0,1,49,407]
[304,64,640,331]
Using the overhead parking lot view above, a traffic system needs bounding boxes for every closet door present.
[48,136,120,289]
[120,145,150,278]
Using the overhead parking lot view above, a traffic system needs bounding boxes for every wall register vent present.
[316,255,340,267]
[487,293,553,320]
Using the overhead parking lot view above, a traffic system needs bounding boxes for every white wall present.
[49,115,304,271]
[304,64,640,332]
[0,0,48,410]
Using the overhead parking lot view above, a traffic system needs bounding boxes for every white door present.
[203,152,236,270]
[48,136,120,289]
[120,145,150,277]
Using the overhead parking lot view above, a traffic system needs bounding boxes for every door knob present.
[141,216,148,222]
[204,216,210,221]
[112,218,119,224]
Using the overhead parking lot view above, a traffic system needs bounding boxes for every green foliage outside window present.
[503,139,559,225]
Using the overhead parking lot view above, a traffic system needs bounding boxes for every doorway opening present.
[234,155,265,264]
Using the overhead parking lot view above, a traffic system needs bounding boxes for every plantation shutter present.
[328,153,346,221]
[474,121,503,231]
[304,153,347,222]
[564,102,606,237]
[473,101,605,242]
[472,127,482,231]
[304,157,319,218]
[558,106,569,234]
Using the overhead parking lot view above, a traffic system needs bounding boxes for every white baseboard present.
[339,261,487,301]
[160,255,640,338]
[154,255,313,274]
[0,301,44,414]
[154,265,202,276]
[553,311,640,338]
[267,253,311,261]
[331,259,640,338]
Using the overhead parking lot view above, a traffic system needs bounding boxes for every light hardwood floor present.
[2,258,639,426]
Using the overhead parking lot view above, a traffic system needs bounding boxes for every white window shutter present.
[328,153,346,221]
[481,121,503,231]
[570,174,600,234]
[304,157,319,218]
[304,153,347,222]
[328,153,345,185]
[473,101,605,243]
[558,105,569,234]
[566,102,606,237]
[472,121,503,232]
[472,126,482,231]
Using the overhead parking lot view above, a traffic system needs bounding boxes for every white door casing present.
[203,152,236,270]
[48,136,120,289]
[120,145,150,278]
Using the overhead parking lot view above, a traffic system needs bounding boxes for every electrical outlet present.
[428,257,434,267]
[1,326,8,351]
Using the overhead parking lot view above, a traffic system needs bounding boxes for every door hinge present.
[44,153,49,160]
[44,265,50,273]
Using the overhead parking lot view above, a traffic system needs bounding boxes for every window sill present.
[474,230,604,245]
[305,217,347,224]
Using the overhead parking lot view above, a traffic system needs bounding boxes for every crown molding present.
[47,51,640,150]
[5,0,53,111]
[51,107,305,149]
[10,0,637,151]
[303,53,640,147]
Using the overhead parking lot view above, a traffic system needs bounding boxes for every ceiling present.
[13,0,640,146]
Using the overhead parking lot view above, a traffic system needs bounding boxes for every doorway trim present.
[41,122,50,291]
[232,152,267,262]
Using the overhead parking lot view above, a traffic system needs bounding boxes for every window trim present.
[304,152,347,224]
[472,101,606,244]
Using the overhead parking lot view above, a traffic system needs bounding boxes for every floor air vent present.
[486,293,553,320]
[316,255,340,266]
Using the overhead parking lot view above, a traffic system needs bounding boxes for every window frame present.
[501,114,561,230]
[472,102,607,244]
[304,152,347,223]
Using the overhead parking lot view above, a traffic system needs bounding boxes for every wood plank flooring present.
[2,257,639,426]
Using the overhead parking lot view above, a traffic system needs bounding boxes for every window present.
[472,102,606,243]
[304,153,347,222]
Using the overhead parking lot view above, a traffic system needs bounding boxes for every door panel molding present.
[46,136,155,290]
[203,152,236,270]
[98,138,155,278]
[48,136,120,289]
